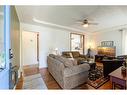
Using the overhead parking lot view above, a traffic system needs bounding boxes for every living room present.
[0,5,127,90]
[17,6,127,89]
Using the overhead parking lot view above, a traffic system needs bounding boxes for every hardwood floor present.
[23,64,39,76]
[39,68,112,89]
[39,68,61,89]
[16,65,39,89]
[16,63,112,90]
[16,73,23,89]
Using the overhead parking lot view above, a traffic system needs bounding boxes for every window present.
[70,33,84,54]
[125,33,127,54]
[122,30,127,55]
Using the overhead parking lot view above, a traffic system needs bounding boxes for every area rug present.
[23,73,47,89]
[87,66,109,89]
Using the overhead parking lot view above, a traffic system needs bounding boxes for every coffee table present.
[89,62,96,71]
[109,67,127,89]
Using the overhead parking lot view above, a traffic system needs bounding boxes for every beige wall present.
[10,6,20,69]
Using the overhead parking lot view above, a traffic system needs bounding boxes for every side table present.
[109,67,127,89]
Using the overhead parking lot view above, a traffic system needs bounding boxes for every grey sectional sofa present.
[47,54,90,89]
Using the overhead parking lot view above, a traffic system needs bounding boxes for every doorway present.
[22,31,39,76]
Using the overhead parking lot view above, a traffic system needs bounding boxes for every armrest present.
[63,63,90,77]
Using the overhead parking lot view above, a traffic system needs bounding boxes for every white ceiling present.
[16,6,127,33]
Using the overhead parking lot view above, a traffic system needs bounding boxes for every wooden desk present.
[109,67,127,89]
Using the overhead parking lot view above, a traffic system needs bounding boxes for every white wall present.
[20,23,91,68]
[92,29,122,56]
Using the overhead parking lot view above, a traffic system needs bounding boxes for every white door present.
[22,31,38,66]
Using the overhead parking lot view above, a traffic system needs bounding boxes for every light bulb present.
[83,24,88,27]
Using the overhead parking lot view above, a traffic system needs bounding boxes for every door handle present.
[9,49,13,59]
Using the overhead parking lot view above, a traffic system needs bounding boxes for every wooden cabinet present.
[95,46,116,62]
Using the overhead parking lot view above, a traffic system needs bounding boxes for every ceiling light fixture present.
[83,23,88,27]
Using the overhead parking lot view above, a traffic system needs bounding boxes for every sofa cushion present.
[72,52,80,58]
[64,60,74,67]
[67,58,78,66]
[55,55,74,67]
[55,55,65,62]
[62,52,72,58]
[75,57,87,65]
[64,63,90,77]
[80,54,87,59]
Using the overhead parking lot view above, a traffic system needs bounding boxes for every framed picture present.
[101,41,114,47]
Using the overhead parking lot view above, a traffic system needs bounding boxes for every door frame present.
[21,30,39,68]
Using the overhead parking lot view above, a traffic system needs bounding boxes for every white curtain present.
[122,30,127,55]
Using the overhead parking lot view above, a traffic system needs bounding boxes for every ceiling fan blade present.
[76,21,83,24]
[88,23,98,25]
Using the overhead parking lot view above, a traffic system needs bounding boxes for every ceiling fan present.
[76,19,98,27]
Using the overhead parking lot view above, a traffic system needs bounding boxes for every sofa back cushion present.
[62,51,81,58]
[62,52,72,58]
[67,58,78,66]
[55,55,75,67]
[72,51,80,58]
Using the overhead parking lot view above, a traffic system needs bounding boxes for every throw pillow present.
[62,52,72,58]
[69,53,73,58]
[72,52,80,58]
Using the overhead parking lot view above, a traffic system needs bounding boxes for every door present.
[22,31,39,67]
[0,6,10,89]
